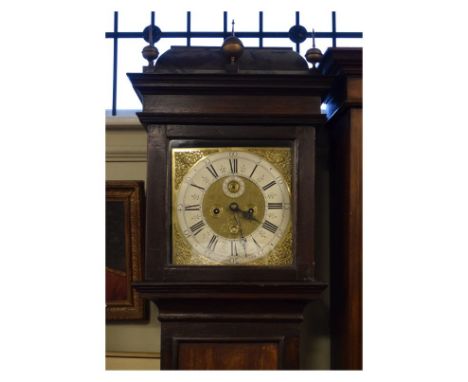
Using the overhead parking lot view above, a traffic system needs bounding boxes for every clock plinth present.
[134,281,326,369]
[129,46,333,370]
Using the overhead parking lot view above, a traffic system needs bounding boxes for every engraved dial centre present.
[203,175,265,239]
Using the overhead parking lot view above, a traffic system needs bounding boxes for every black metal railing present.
[105,11,363,115]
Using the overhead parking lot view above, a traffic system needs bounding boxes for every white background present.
[1,0,467,381]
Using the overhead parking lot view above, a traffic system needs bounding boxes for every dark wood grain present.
[133,281,327,302]
[137,113,327,128]
[322,48,362,370]
[143,127,168,281]
[145,95,321,115]
[160,319,300,370]
[127,72,333,99]
[295,126,316,280]
[178,342,279,370]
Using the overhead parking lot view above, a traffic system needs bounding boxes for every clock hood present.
[151,46,310,75]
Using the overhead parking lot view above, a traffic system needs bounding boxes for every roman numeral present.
[207,235,219,251]
[229,158,238,174]
[206,164,219,179]
[268,203,283,210]
[184,204,201,211]
[231,241,238,256]
[190,183,205,191]
[262,220,278,234]
[249,164,258,178]
[190,220,205,236]
[262,180,276,191]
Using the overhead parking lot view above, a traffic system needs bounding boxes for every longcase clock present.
[130,45,332,370]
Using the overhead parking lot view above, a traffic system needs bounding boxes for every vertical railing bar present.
[295,11,300,53]
[259,11,263,48]
[223,11,228,38]
[332,11,337,47]
[107,10,362,113]
[149,11,155,45]
[112,11,118,116]
[187,11,191,46]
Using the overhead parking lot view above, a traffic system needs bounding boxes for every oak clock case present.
[128,44,333,370]
[140,121,318,283]
[171,144,293,266]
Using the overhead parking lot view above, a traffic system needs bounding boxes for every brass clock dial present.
[172,147,293,266]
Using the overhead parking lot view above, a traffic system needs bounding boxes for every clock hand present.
[229,202,260,223]
[230,204,248,255]
[241,209,260,223]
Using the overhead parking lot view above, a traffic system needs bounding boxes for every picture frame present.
[106,180,147,321]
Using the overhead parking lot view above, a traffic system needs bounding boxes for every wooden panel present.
[144,126,169,281]
[178,342,279,370]
[346,108,362,368]
[157,310,304,370]
[347,77,362,101]
[146,95,320,115]
[138,113,327,127]
[322,47,362,370]
[295,126,316,279]
[329,108,362,369]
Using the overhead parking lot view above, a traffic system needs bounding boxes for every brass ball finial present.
[142,44,159,67]
[222,20,244,64]
[305,29,323,70]
[142,16,160,71]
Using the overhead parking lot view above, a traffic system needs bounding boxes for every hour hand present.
[229,202,260,222]
[240,208,260,223]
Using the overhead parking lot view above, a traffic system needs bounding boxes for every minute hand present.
[232,211,248,254]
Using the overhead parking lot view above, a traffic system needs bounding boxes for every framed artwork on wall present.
[106,180,147,321]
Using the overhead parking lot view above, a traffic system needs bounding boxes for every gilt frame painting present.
[106,180,147,321]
